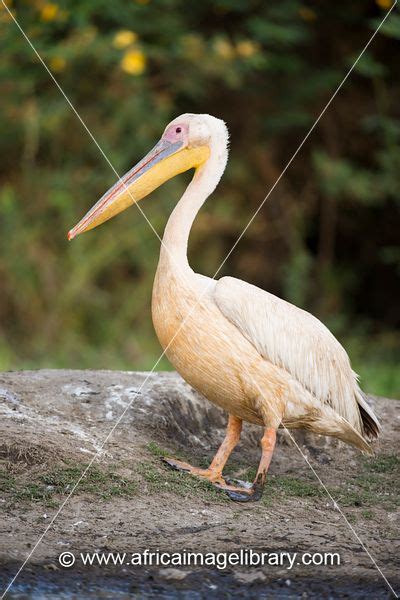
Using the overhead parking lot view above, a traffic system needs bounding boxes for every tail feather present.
[356,391,381,440]
[335,419,374,455]
[288,407,375,455]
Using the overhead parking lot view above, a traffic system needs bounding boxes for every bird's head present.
[68,113,227,240]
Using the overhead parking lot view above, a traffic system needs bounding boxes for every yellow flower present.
[236,40,259,58]
[298,7,317,21]
[49,56,66,73]
[113,30,138,49]
[376,0,393,8]
[214,38,234,60]
[40,3,59,22]
[120,49,146,75]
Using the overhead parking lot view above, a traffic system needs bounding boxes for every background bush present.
[0,0,399,397]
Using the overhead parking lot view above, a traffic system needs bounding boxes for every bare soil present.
[0,369,399,599]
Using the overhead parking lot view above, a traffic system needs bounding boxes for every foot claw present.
[224,484,264,502]
[220,473,265,502]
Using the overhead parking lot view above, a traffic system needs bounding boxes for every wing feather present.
[214,276,368,431]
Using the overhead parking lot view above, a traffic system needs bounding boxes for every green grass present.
[144,450,325,504]
[146,441,211,469]
[272,476,324,498]
[0,469,16,493]
[363,454,399,474]
[13,483,55,503]
[41,465,138,500]
[0,463,138,507]
[138,460,228,503]
[144,448,399,509]
[330,454,399,509]
[144,441,228,501]
[0,447,227,507]
[2,446,398,510]
[146,441,169,458]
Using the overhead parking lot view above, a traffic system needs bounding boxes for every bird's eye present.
[176,127,182,134]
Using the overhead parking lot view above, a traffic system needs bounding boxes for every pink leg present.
[162,415,242,485]
[224,427,277,502]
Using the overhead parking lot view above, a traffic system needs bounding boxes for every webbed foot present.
[162,457,265,502]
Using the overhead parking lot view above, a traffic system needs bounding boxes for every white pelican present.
[69,114,380,502]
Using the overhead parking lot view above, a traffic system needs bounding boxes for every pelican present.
[68,114,380,502]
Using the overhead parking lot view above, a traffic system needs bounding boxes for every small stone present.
[158,568,189,581]
[234,571,267,584]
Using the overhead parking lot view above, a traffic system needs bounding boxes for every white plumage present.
[214,275,376,436]
[70,112,381,501]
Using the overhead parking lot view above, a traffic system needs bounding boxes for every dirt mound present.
[0,370,399,598]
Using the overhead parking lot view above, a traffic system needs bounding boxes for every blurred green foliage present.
[0,0,399,397]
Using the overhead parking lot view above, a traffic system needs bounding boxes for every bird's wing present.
[214,276,363,428]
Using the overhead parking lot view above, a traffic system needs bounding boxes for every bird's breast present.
[151,264,215,360]
[151,263,269,424]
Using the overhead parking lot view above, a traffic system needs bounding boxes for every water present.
[1,564,395,599]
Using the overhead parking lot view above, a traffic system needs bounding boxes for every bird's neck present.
[160,139,228,273]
